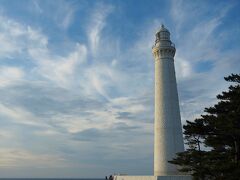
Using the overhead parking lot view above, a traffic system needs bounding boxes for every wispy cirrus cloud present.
[32,43,88,88]
[0,4,153,173]
[87,3,114,55]
[169,0,240,122]
[0,66,24,87]
[0,14,48,59]
[29,0,77,30]
[0,102,49,127]
[0,148,68,167]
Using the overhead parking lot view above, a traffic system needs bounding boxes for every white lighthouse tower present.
[114,25,191,180]
[152,24,184,176]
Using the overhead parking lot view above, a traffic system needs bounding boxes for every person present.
[109,175,113,180]
[105,176,108,180]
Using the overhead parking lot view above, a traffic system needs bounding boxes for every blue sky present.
[0,0,239,178]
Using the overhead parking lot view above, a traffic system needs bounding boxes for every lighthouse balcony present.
[152,42,175,49]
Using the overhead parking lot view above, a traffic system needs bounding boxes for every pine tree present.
[169,74,240,180]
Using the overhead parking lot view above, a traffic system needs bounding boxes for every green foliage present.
[169,74,240,180]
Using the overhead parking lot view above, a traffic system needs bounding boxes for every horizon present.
[0,0,239,178]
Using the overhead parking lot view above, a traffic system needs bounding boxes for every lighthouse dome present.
[155,24,170,41]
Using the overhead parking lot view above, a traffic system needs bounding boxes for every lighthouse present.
[152,25,184,176]
[114,25,191,180]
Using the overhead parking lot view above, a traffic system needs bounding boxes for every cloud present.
[0,16,29,57]
[0,103,47,127]
[82,64,120,99]
[175,57,192,80]
[33,43,88,88]
[169,1,240,124]
[0,13,89,89]
[0,66,24,87]
[54,1,76,30]
[32,0,43,14]
[0,14,48,60]
[61,8,75,30]
[30,0,77,30]
[0,148,67,167]
[87,3,114,55]
[72,128,106,141]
